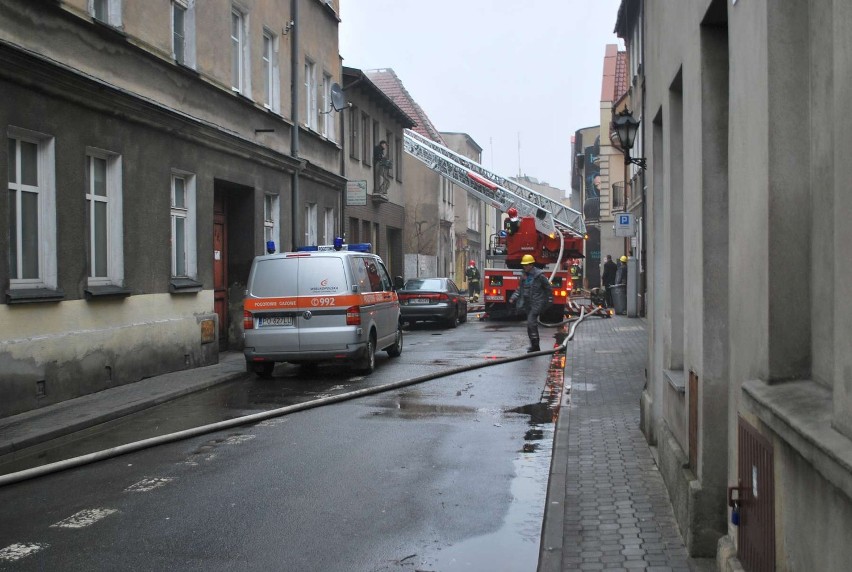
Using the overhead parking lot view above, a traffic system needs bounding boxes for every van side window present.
[350,256,371,292]
[376,261,393,291]
[364,259,383,293]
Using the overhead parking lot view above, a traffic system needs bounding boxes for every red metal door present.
[737,416,775,572]
[213,191,228,351]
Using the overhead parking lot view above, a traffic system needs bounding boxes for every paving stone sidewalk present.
[540,315,713,572]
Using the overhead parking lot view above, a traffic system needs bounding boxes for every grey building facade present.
[341,66,414,279]
[633,0,852,569]
[1,0,345,417]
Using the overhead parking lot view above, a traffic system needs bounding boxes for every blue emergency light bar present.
[296,242,372,253]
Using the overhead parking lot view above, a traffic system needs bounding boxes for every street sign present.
[615,213,634,237]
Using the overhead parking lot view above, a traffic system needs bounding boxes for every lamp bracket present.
[626,156,647,170]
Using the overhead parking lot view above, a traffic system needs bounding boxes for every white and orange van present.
[242,243,403,377]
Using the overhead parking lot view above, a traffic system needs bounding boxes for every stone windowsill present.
[742,378,852,502]
[6,288,65,304]
[169,278,202,294]
[664,369,686,394]
[85,285,132,299]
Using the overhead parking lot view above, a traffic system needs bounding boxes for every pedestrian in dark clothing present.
[601,254,617,307]
[509,254,553,352]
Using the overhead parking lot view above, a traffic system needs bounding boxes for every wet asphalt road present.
[0,318,564,571]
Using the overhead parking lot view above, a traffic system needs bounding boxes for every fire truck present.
[403,129,587,322]
[483,215,585,320]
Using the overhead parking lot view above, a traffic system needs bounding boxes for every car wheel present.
[387,323,403,357]
[355,334,376,374]
[253,362,274,379]
[446,308,458,328]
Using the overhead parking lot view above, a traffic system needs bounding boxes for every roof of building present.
[601,44,629,104]
[601,44,630,103]
[439,131,484,154]
[364,69,445,145]
[342,66,415,128]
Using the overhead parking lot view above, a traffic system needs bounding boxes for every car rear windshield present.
[404,279,443,291]
[249,257,348,297]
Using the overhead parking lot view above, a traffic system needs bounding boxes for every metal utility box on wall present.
[736,417,775,572]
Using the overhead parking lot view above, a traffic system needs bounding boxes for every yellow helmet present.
[521,254,536,265]
[620,255,628,263]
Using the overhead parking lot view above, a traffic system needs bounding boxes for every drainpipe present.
[290,0,300,250]
[638,0,646,317]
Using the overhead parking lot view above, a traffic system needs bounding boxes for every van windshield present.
[249,257,349,298]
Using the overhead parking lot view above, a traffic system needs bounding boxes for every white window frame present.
[264,193,280,250]
[304,59,318,130]
[170,171,197,279]
[230,5,251,96]
[85,148,124,286]
[323,207,335,244]
[7,128,57,290]
[305,202,317,246]
[172,0,196,68]
[262,29,280,112]
[90,0,122,27]
[467,200,481,233]
[321,72,333,139]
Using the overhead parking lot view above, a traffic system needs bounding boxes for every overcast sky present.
[339,0,624,194]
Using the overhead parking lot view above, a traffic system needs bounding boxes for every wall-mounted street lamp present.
[613,109,646,170]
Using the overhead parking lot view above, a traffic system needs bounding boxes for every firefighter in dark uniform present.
[509,254,553,353]
[465,260,481,301]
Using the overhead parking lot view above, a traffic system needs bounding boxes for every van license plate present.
[258,316,293,327]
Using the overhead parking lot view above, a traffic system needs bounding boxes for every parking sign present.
[615,213,634,237]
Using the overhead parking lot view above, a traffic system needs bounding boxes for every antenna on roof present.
[517,132,522,178]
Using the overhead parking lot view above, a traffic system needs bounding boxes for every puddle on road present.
[417,351,565,571]
[367,393,478,419]
[391,351,565,571]
[419,418,555,572]
[507,402,553,424]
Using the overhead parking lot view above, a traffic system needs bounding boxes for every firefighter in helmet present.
[504,206,520,235]
[509,254,553,353]
[465,259,481,302]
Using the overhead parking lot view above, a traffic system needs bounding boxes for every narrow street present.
[0,318,564,571]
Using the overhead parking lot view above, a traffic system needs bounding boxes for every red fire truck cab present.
[484,217,583,321]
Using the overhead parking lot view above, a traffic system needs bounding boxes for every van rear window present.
[250,257,349,297]
[250,258,298,297]
[298,258,348,295]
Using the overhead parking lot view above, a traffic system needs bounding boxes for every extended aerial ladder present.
[402,129,586,240]
[403,129,600,321]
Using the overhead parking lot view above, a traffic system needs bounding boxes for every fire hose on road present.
[0,308,601,488]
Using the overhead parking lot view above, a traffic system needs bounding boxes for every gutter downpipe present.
[639,0,647,317]
[290,0,301,250]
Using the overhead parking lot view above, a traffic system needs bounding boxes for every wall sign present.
[346,180,367,206]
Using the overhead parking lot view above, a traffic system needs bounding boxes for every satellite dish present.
[330,83,347,112]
